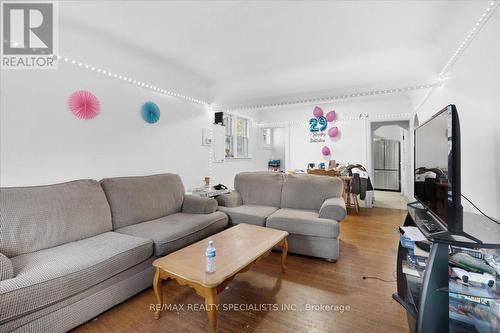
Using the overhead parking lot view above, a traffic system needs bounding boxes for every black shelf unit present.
[394,202,500,333]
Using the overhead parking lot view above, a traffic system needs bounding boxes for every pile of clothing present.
[346,164,374,200]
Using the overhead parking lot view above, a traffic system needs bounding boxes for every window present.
[223,113,250,158]
[223,114,233,157]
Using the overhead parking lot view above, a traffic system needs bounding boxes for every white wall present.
[0,15,212,190]
[258,96,413,172]
[414,9,500,218]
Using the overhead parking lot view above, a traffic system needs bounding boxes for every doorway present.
[271,127,286,170]
[370,120,410,209]
[262,127,287,171]
[370,120,410,196]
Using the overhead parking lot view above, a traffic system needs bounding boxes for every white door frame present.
[261,125,289,171]
[366,117,411,198]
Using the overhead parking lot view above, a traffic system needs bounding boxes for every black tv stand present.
[394,202,500,333]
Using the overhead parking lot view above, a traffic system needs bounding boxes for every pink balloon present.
[313,106,324,118]
[328,127,339,138]
[325,110,336,122]
[321,146,331,156]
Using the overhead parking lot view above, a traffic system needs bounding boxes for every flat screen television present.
[414,104,463,233]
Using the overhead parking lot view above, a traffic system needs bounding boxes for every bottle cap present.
[208,240,213,245]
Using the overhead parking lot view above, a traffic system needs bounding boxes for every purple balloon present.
[328,127,339,138]
[313,106,324,118]
[325,110,336,122]
[322,146,331,156]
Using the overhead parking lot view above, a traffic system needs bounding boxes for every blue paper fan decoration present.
[141,102,160,124]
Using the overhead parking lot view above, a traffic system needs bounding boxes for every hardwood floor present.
[72,208,409,333]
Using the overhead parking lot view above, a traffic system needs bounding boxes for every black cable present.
[362,276,396,283]
[461,194,500,225]
[362,271,397,283]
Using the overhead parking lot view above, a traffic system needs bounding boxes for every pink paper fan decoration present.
[68,91,100,119]
[322,146,331,156]
[325,110,336,122]
[313,106,324,118]
[328,127,339,138]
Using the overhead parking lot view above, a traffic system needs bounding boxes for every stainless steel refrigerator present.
[373,139,400,191]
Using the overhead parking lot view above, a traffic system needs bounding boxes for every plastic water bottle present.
[205,240,216,273]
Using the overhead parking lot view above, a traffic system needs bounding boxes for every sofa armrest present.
[215,191,242,207]
[182,195,218,214]
[319,197,347,221]
[0,253,14,281]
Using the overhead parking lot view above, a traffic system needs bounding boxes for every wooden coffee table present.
[152,223,289,333]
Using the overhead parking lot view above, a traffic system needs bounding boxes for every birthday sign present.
[310,132,326,143]
[308,106,340,156]
[309,116,328,132]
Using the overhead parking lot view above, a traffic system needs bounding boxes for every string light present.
[439,0,499,77]
[54,0,499,112]
[56,55,208,106]
[206,105,215,183]
[415,1,498,112]
[219,1,499,114]
[257,112,413,128]
[220,83,440,113]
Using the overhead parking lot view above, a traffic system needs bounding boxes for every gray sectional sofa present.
[0,174,227,333]
[217,172,347,261]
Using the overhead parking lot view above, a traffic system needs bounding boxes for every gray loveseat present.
[0,173,227,333]
[217,172,346,261]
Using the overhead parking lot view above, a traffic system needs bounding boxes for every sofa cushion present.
[0,253,13,281]
[0,258,155,333]
[266,208,339,238]
[116,212,228,256]
[0,232,153,324]
[101,173,185,229]
[215,191,242,208]
[0,180,112,258]
[182,195,218,214]
[319,197,347,221]
[281,174,344,211]
[218,205,278,227]
[285,233,339,260]
[234,172,283,207]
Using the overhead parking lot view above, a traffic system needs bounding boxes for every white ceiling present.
[61,0,492,106]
